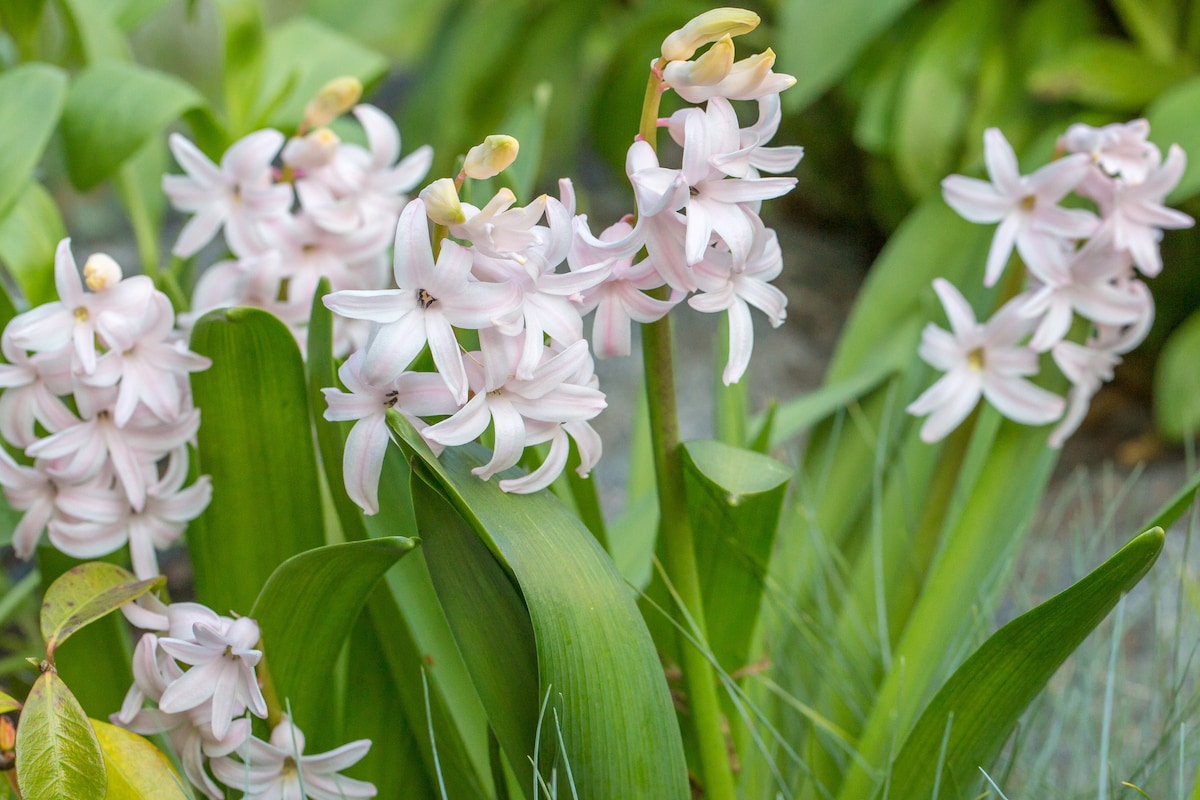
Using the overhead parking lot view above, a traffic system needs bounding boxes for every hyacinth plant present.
[0,5,1198,800]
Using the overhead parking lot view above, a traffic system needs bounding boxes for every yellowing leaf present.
[91,719,189,800]
[40,563,164,658]
[15,670,106,800]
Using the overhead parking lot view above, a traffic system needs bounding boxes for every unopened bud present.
[282,127,341,170]
[0,717,13,752]
[661,8,759,62]
[463,135,520,180]
[420,178,467,226]
[83,253,123,292]
[674,33,734,86]
[303,77,362,129]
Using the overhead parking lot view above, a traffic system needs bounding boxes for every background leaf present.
[779,0,921,110]
[91,719,189,800]
[188,307,326,615]
[61,61,205,192]
[40,563,163,658]
[881,527,1164,797]
[0,63,67,222]
[0,181,66,308]
[15,670,106,800]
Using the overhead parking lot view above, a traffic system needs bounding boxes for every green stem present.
[642,307,737,800]
[565,441,609,552]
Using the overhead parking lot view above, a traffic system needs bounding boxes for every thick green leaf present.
[16,670,105,800]
[0,181,65,308]
[91,719,189,800]
[683,440,790,674]
[361,582,492,799]
[391,416,689,799]
[188,307,326,614]
[40,563,163,659]
[342,609,440,798]
[249,537,416,750]
[779,0,920,110]
[1154,306,1200,440]
[62,61,205,191]
[881,528,1164,797]
[257,16,388,130]
[1147,75,1200,202]
[0,64,67,222]
[1027,38,1192,110]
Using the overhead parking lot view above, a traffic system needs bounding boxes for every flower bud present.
[463,135,520,180]
[670,33,734,86]
[281,127,341,170]
[303,77,363,129]
[661,7,759,62]
[83,253,123,292]
[420,178,467,226]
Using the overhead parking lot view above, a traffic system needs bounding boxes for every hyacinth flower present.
[941,127,1098,287]
[210,716,376,800]
[907,279,1065,443]
[912,120,1192,446]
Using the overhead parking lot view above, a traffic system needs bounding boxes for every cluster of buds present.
[116,596,375,799]
[321,8,802,508]
[0,241,211,578]
[908,121,1192,445]
[164,78,434,356]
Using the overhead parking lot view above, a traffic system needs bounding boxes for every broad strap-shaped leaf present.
[391,415,689,800]
[16,669,106,800]
[212,0,266,136]
[880,528,1164,798]
[0,64,67,222]
[40,563,163,659]
[189,307,326,614]
[61,61,205,191]
[90,719,190,800]
[683,440,790,675]
[249,537,416,750]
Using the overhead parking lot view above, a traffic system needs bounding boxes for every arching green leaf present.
[249,537,417,750]
[880,528,1164,798]
[390,414,689,800]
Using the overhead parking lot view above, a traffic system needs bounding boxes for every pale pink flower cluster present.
[116,596,375,800]
[321,19,800,506]
[163,105,433,355]
[0,240,211,577]
[910,122,1192,445]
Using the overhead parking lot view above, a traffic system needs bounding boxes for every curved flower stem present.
[642,305,737,800]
